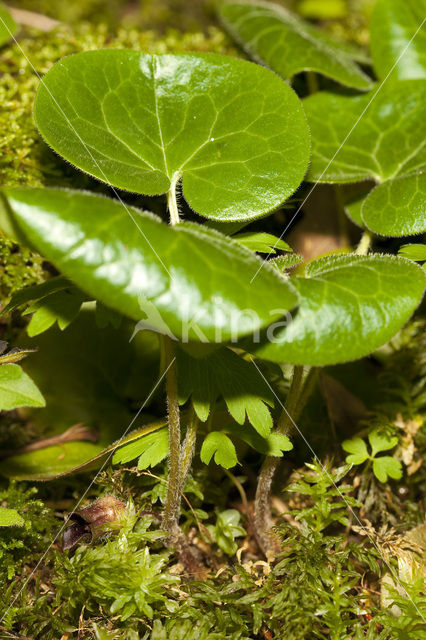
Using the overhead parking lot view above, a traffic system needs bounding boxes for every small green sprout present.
[342,429,402,483]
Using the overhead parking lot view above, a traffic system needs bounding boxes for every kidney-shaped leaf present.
[246,254,426,366]
[371,0,426,81]
[2,188,297,343]
[0,5,17,48]
[361,172,426,237]
[304,79,426,184]
[218,0,373,90]
[34,50,310,222]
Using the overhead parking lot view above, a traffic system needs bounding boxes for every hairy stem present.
[167,173,181,225]
[179,406,199,491]
[356,229,372,255]
[254,365,305,553]
[161,336,182,540]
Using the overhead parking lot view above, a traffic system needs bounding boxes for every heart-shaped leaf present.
[34,50,310,222]
[371,0,426,81]
[0,5,17,48]
[218,0,373,90]
[2,188,297,343]
[361,173,426,237]
[245,254,426,366]
[304,80,426,184]
[0,364,45,410]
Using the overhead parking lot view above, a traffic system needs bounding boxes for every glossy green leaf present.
[2,188,297,343]
[371,0,426,81]
[398,243,426,262]
[361,173,426,237]
[0,506,24,527]
[34,49,310,222]
[246,254,426,366]
[232,231,292,253]
[219,1,372,89]
[0,364,45,410]
[200,431,238,469]
[177,346,274,437]
[0,5,17,48]
[304,80,426,184]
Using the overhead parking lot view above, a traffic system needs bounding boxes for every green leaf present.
[270,253,304,272]
[228,422,293,456]
[0,5,17,48]
[361,172,426,237]
[200,431,238,469]
[0,364,45,410]
[24,289,85,337]
[218,1,373,89]
[398,243,426,262]
[34,50,310,222]
[1,276,73,315]
[177,347,274,437]
[245,254,426,365]
[371,0,426,81]
[17,308,159,439]
[2,188,297,344]
[304,80,426,184]
[341,437,369,465]
[0,420,166,481]
[0,506,24,527]
[298,0,348,20]
[372,456,402,483]
[112,428,169,470]
[232,231,292,254]
[368,430,398,457]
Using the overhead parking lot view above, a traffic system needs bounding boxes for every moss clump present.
[0,237,46,301]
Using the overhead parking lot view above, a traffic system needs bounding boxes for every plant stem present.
[306,71,319,94]
[179,406,199,491]
[254,365,306,553]
[161,335,182,540]
[356,230,372,255]
[167,174,181,225]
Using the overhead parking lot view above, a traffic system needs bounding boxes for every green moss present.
[0,238,45,300]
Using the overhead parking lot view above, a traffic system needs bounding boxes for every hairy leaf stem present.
[254,365,312,553]
[161,335,182,540]
[179,406,199,491]
[167,174,181,225]
[356,230,372,255]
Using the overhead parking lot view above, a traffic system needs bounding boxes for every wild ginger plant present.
[0,0,425,558]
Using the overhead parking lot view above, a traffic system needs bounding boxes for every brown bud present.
[62,496,126,551]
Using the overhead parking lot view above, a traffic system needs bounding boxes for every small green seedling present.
[206,509,246,555]
[342,430,402,483]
